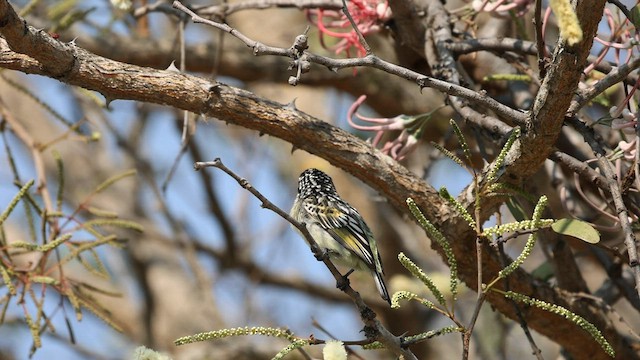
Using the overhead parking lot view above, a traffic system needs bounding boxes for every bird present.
[290,168,390,304]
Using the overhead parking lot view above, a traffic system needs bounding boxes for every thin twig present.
[569,56,640,115]
[194,158,417,360]
[195,160,328,265]
[534,0,546,80]
[187,136,238,263]
[635,121,640,196]
[462,239,488,360]
[173,1,290,57]
[162,18,192,193]
[497,241,544,360]
[210,0,227,80]
[568,117,640,301]
[573,289,640,340]
[134,1,183,18]
[172,0,527,125]
[483,196,543,359]
[0,99,53,214]
[596,155,640,293]
[312,318,366,360]
[194,0,342,17]
[607,0,632,21]
[340,0,371,55]
[548,151,609,190]
[465,179,487,360]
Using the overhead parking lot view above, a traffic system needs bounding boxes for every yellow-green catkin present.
[323,340,347,360]
[550,0,583,45]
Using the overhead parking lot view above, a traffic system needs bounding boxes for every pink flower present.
[306,0,391,57]
[611,118,637,134]
[619,139,636,160]
[472,0,534,17]
[607,87,639,134]
[347,95,443,160]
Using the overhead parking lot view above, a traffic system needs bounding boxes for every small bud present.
[300,60,311,73]
[622,108,636,121]
[293,34,308,52]
[376,3,392,21]
[609,105,621,118]
[111,0,132,11]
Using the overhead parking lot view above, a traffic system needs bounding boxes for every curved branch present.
[569,56,640,115]
[172,1,527,125]
[192,0,342,18]
[194,159,415,359]
[0,1,633,358]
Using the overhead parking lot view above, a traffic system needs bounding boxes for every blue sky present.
[0,2,476,358]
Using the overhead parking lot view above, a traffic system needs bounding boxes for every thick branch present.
[523,0,606,175]
[0,1,632,358]
[0,1,75,76]
[171,0,526,125]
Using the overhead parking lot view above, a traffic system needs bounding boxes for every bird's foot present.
[336,269,355,290]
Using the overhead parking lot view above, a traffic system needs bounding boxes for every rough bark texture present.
[0,0,634,358]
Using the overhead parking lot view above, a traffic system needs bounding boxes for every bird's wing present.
[303,195,382,272]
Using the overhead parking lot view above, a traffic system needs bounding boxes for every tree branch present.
[194,159,416,359]
[172,0,527,125]
[0,0,633,357]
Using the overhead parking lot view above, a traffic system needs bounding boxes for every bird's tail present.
[373,271,391,305]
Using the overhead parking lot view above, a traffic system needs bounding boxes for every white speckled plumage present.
[290,168,390,304]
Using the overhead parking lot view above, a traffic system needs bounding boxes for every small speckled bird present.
[290,168,390,304]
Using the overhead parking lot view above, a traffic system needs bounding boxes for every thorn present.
[285,98,298,111]
[103,96,113,108]
[417,76,428,94]
[166,61,180,73]
[206,82,223,97]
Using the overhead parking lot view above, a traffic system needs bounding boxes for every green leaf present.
[483,74,532,83]
[551,219,600,244]
[531,261,555,281]
[505,197,527,221]
[631,5,640,29]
